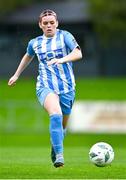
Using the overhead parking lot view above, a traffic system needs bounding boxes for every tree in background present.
[0,0,33,16]
[89,0,126,76]
[1,0,126,44]
[90,0,126,44]
[0,0,56,16]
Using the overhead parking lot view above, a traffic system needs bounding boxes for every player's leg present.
[37,88,64,167]
[60,90,75,137]
[63,115,69,129]
[44,92,64,167]
[49,90,75,166]
[62,115,69,137]
[44,92,62,114]
[49,90,75,167]
[50,114,69,164]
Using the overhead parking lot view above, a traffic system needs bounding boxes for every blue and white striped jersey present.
[27,29,79,94]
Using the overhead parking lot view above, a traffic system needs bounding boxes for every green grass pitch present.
[1,133,126,179]
[0,78,126,179]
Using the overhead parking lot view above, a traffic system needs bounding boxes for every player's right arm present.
[8,53,33,86]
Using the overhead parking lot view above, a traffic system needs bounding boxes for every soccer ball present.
[89,142,114,167]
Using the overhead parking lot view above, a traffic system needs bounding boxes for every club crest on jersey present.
[46,51,55,61]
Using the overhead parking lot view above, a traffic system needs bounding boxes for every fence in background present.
[1,100,126,134]
[0,100,47,134]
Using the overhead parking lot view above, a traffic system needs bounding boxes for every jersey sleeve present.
[63,31,80,51]
[26,39,35,57]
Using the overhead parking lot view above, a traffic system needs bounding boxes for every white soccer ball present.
[89,142,114,167]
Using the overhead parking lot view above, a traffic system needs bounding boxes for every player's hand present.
[8,75,18,86]
[47,58,63,66]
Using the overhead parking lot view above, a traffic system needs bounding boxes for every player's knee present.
[50,107,62,115]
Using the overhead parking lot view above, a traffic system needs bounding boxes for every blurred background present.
[0,0,126,137]
[0,1,126,178]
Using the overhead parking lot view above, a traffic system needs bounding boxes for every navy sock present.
[50,114,63,154]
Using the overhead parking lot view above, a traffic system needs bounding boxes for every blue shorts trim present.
[36,88,54,106]
[36,88,75,115]
[59,91,75,115]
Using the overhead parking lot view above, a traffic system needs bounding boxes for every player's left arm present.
[47,31,82,65]
[60,47,82,63]
[47,47,82,65]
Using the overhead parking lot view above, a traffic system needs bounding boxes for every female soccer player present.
[8,9,82,168]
